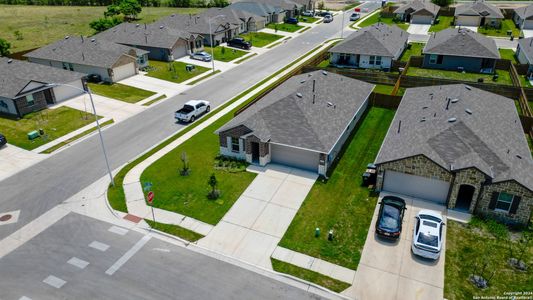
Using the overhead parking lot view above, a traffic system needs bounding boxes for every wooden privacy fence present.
[302,66,399,85]
[369,92,402,109]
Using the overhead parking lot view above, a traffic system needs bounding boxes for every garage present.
[271,143,319,172]
[524,19,533,30]
[51,79,85,103]
[382,170,450,204]
[411,14,434,24]
[456,15,480,27]
[112,63,136,82]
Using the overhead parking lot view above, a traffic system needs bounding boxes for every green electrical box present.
[27,130,39,140]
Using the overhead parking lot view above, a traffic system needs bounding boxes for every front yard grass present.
[445,219,533,300]
[239,32,284,47]
[406,67,513,86]
[0,106,99,150]
[278,107,395,269]
[499,49,518,64]
[88,83,155,103]
[478,19,520,37]
[400,43,424,62]
[357,13,409,30]
[204,46,247,62]
[146,60,210,84]
[266,23,304,32]
[298,16,319,23]
[429,16,454,32]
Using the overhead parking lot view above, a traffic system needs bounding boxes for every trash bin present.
[27,130,39,140]
[39,128,44,135]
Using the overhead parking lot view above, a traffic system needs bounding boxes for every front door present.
[43,89,55,105]
[455,185,475,212]
[251,142,259,163]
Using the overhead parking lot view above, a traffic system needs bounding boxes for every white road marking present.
[43,275,66,289]
[152,248,170,252]
[67,257,90,269]
[89,241,110,252]
[105,235,151,276]
[19,297,32,300]
[108,225,129,236]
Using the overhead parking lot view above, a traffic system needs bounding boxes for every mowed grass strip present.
[204,46,248,62]
[146,61,210,83]
[406,67,513,86]
[40,119,114,154]
[0,106,100,150]
[240,32,284,47]
[278,107,395,269]
[145,219,204,242]
[88,83,155,103]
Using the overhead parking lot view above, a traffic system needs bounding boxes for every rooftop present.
[394,0,440,17]
[514,3,533,20]
[423,28,500,59]
[455,0,504,18]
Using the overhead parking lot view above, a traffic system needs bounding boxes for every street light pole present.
[208,14,225,73]
[341,9,346,39]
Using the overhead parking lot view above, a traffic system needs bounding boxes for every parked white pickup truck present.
[175,100,210,122]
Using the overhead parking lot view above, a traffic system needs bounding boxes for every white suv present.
[411,210,445,260]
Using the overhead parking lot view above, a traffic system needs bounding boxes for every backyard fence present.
[302,67,400,85]
[437,7,455,17]
[369,92,402,109]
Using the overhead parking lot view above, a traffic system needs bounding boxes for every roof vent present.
[448,117,457,123]
[322,71,328,76]
[300,79,306,83]
[91,38,96,42]
[65,35,70,39]
[465,86,471,90]
[465,108,472,114]
[296,93,303,98]
[160,25,164,29]
[451,98,459,103]
[327,101,334,107]
[516,154,523,159]
[171,13,176,17]
[420,117,426,122]
[422,106,428,109]
[136,23,140,27]
[7,59,12,63]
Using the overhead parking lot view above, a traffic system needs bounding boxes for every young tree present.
[0,38,11,57]
[207,173,219,199]
[180,151,190,176]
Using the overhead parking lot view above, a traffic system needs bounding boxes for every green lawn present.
[88,83,155,103]
[478,19,520,37]
[279,107,395,269]
[399,43,424,62]
[146,61,210,83]
[239,32,284,47]
[445,219,533,300]
[373,84,405,96]
[406,67,513,86]
[357,13,409,30]
[271,258,351,292]
[266,23,304,32]
[0,5,204,52]
[499,49,518,63]
[41,119,114,154]
[515,100,523,115]
[0,106,99,150]
[429,16,454,32]
[204,46,247,62]
[145,219,204,242]
[520,75,533,87]
[298,16,319,23]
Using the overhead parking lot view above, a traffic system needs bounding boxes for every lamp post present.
[208,14,225,73]
[46,83,115,187]
[341,8,346,39]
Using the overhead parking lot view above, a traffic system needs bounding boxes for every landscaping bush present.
[214,155,248,172]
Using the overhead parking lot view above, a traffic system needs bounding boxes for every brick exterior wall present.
[13,90,48,116]
[476,181,533,225]
[219,125,252,148]
[244,135,269,156]
[448,168,487,212]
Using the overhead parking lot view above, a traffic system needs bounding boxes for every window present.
[68,63,74,71]
[26,94,35,106]
[231,137,240,152]
[62,62,68,70]
[429,54,438,64]
[495,192,514,212]
[375,56,382,66]
[369,56,375,65]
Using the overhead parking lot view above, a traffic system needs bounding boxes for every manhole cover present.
[0,214,12,222]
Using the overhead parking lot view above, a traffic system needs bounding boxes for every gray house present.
[394,0,440,24]
[94,22,204,61]
[329,23,408,70]
[455,0,504,28]
[202,7,267,33]
[25,36,148,83]
[516,37,533,77]
[422,28,500,73]
[514,4,533,30]
[229,1,286,24]
[375,84,533,225]
[233,0,305,19]
[0,57,86,117]
[216,71,374,175]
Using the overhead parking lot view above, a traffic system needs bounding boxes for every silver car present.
[411,210,445,260]
[190,51,212,62]
[323,14,333,23]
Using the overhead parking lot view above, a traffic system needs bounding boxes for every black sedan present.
[375,196,406,239]
[227,38,251,50]
[0,133,7,148]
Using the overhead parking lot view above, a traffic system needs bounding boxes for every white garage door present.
[456,15,480,27]
[383,170,450,204]
[112,63,136,82]
[271,144,319,172]
[52,79,84,102]
[411,15,433,24]
[524,20,533,30]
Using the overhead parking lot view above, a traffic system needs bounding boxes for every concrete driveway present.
[118,74,185,96]
[198,164,317,269]
[343,192,447,300]
[407,24,430,35]
[460,25,478,32]
[523,29,533,38]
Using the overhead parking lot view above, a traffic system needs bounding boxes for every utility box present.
[27,130,39,140]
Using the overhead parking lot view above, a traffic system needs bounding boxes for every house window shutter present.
[509,196,521,214]
[488,192,498,210]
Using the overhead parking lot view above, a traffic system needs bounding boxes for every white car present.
[175,100,210,123]
[302,10,314,17]
[411,210,444,260]
[323,14,333,23]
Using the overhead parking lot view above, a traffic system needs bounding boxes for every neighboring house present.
[229,1,286,23]
[328,23,408,70]
[202,7,267,33]
[0,57,86,117]
[513,3,533,30]
[516,37,533,77]
[25,36,148,83]
[216,70,374,176]
[233,0,306,19]
[422,28,500,73]
[455,0,504,28]
[394,0,440,24]
[94,22,204,62]
[375,84,533,225]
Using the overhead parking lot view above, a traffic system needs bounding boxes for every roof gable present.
[423,28,500,59]
[455,1,504,18]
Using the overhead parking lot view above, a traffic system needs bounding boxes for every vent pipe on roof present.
[397,121,401,133]
[446,97,451,110]
[517,155,522,159]
[313,94,315,104]
[82,53,85,61]
[465,108,472,114]
[448,117,457,123]
[65,35,70,39]
[7,59,12,64]
[296,93,303,98]
[81,35,84,42]
[312,79,315,92]
[91,38,95,42]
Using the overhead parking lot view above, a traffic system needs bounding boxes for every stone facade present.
[476,181,533,225]
[448,168,487,212]
[13,90,48,116]
[219,125,251,148]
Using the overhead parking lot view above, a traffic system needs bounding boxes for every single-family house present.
[25,36,148,83]
[422,28,500,73]
[328,23,408,70]
[216,70,374,176]
[394,0,440,24]
[233,0,304,19]
[455,0,504,28]
[513,4,533,30]
[202,7,267,33]
[94,22,204,61]
[374,84,533,225]
[516,37,533,77]
[0,57,86,117]
[229,1,286,23]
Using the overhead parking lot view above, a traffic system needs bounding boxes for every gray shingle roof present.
[0,57,85,99]
[423,28,500,59]
[216,71,375,153]
[234,0,301,11]
[375,84,533,192]
[518,37,533,63]
[24,36,147,68]
[156,13,238,35]
[515,4,533,20]
[228,1,283,17]
[394,0,440,17]
[202,7,266,25]
[329,23,408,57]
[455,0,504,18]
